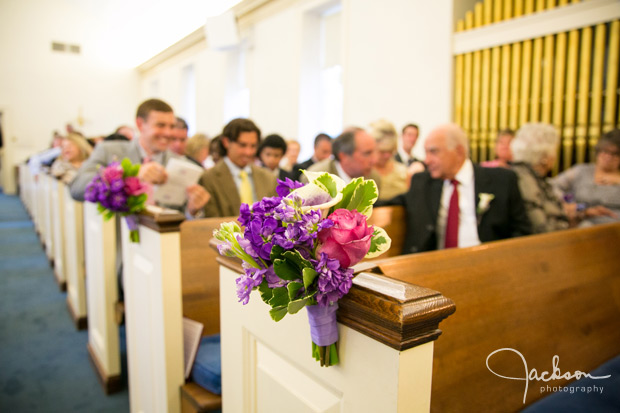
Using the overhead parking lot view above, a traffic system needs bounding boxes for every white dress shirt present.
[436,159,481,249]
[334,161,353,184]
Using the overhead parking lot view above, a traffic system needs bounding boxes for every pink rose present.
[124,176,146,196]
[317,209,373,268]
[102,164,123,184]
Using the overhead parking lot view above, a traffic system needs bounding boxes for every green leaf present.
[287,297,310,314]
[332,177,363,211]
[273,259,302,281]
[287,281,303,300]
[315,173,338,198]
[258,280,273,304]
[302,267,318,290]
[346,179,379,217]
[104,210,115,221]
[270,244,285,261]
[365,226,392,258]
[269,306,288,322]
[269,287,290,308]
[282,250,312,272]
[130,164,140,177]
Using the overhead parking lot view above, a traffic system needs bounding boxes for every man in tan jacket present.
[200,118,278,217]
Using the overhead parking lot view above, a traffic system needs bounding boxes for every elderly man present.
[390,123,531,254]
[70,99,209,217]
[306,128,381,187]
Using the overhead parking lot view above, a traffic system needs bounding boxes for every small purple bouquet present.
[84,158,148,243]
[214,171,391,366]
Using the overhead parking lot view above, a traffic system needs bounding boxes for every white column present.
[64,186,87,328]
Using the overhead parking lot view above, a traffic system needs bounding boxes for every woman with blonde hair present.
[369,119,409,200]
[51,132,92,184]
[185,133,210,168]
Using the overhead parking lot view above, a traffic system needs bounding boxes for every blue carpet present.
[0,192,129,412]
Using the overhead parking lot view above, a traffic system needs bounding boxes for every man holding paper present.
[70,99,210,217]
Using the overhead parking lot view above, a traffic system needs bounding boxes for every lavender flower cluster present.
[232,179,355,307]
[84,162,146,212]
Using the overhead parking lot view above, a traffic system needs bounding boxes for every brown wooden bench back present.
[180,216,236,337]
[371,222,620,412]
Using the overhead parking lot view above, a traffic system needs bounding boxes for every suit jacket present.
[200,160,278,217]
[391,164,531,254]
[70,139,180,201]
[292,158,315,181]
[394,153,424,166]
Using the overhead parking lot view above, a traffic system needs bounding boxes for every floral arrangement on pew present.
[84,158,148,243]
[214,171,391,366]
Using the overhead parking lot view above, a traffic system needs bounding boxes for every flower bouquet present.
[84,158,148,243]
[214,171,391,366]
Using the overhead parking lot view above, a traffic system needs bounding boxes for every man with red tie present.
[390,123,531,254]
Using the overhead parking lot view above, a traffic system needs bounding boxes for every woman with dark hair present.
[552,129,620,227]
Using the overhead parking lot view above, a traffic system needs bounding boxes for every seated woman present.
[185,133,210,168]
[481,129,514,168]
[369,119,424,201]
[551,129,620,227]
[510,123,569,234]
[50,133,92,184]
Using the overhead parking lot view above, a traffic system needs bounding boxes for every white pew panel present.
[84,201,122,393]
[64,186,87,329]
[51,179,66,290]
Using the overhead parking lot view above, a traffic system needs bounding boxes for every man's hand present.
[139,162,168,185]
[186,184,210,216]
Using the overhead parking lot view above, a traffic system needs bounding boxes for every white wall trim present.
[453,0,620,55]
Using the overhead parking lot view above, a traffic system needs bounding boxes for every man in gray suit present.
[306,127,382,188]
[70,99,209,216]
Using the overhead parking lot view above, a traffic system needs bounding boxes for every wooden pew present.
[51,178,67,291]
[368,222,620,412]
[177,207,407,412]
[83,201,122,394]
[63,186,87,329]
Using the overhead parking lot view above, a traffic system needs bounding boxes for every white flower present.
[292,171,346,217]
[477,193,495,215]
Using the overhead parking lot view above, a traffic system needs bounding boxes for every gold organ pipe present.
[515,0,524,17]
[536,0,546,12]
[552,31,567,174]
[509,42,522,130]
[463,12,474,139]
[454,20,465,127]
[589,23,606,155]
[493,0,503,23]
[563,29,580,171]
[525,0,535,15]
[480,48,492,162]
[499,0,513,129]
[489,46,501,159]
[604,20,619,133]
[575,26,592,164]
[504,0,513,19]
[471,3,484,162]
[520,39,533,126]
[484,0,493,25]
[530,37,544,121]
[541,35,555,123]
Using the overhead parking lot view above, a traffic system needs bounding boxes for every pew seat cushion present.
[191,334,221,395]
[522,354,620,413]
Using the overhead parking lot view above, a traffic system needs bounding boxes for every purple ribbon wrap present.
[306,303,339,346]
[125,214,139,231]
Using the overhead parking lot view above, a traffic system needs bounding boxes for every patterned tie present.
[445,179,459,249]
[239,170,254,205]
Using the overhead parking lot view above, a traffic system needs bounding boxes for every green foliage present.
[315,173,338,198]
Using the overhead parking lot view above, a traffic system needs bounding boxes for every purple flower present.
[109,178,125,193]
[313,253,354,307]
[236,265,267,305]
[276,178,304,197]
[110,192,128,211]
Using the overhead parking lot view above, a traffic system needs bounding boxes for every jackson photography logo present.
[486,348,611,404]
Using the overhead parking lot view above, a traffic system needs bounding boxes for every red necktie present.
[445,179,459,249]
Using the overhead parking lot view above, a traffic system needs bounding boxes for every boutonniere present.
[477,193,495,223]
